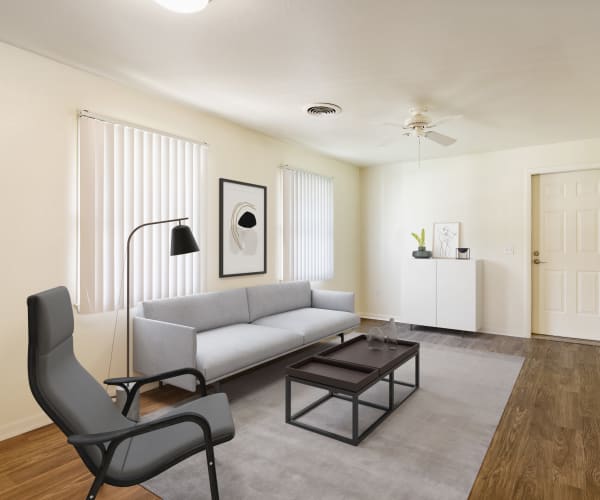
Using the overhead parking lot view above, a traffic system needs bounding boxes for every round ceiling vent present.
[305,103,342,117]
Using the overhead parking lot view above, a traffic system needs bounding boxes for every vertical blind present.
[78,113,206,314]
[280,167,334,281]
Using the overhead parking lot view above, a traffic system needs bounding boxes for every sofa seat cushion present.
[252,308,360,344]
[195,324,303,381]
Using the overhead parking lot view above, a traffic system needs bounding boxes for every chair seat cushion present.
[106,393,234,484]
[195,324,304,381]
[252,308,360,344]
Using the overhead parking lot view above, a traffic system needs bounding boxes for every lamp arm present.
[125,217,188,377]
[126,217,189,249]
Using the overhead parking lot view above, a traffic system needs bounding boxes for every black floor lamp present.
[126,217,199,377]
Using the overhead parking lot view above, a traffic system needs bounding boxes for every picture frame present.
[219,178,267,277]
[433,222,460,259]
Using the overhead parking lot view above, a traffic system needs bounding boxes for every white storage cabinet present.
[401,259,482,332]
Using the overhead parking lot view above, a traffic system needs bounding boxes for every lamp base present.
[115,385,141,422]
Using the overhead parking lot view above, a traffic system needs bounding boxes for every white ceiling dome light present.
[153,0,211,14]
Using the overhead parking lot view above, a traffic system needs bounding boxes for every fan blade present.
[427,114,463,128]
[425,130,456,146]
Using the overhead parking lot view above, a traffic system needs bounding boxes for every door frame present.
[523,162,600,337]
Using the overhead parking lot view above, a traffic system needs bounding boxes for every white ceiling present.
[1,0,600,167]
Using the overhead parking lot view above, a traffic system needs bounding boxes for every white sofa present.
[133,281,359,391]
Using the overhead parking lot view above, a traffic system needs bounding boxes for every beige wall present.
[360,137,600,337]
[0,42,361,439]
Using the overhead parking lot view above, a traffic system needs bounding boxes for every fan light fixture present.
[153,0,211,13]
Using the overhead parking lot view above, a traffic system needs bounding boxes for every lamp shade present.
[170,224,199,256]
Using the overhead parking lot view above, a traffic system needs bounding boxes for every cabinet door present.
[436,260,477,331]
[401,260,437,327]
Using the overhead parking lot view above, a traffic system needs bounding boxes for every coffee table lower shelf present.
[285,353,419,446]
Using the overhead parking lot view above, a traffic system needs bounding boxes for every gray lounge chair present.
[27,286,235,500]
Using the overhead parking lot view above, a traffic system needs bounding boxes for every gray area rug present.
[144,339,523,500]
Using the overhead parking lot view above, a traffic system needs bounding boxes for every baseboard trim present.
[532,333,600,346]
[480,328,530,339]
[358,312,401,322]
[358,313,529,339]
[0,413,51,442]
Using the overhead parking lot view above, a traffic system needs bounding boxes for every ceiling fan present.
[384,107,462,146]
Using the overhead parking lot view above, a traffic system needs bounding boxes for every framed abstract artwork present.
[433,222,460,258]
[219,178,267,277]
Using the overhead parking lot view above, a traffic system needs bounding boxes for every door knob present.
[533,258,547,264]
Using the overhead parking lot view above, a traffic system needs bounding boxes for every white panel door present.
[437,260,478,331]
[532,170,600,339]
[401,259,437,327]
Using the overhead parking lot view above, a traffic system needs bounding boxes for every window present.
[78,112,206,313]
[280,167,334,281]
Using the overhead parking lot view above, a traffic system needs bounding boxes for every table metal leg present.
[415,352,420,388]
[285,376,291,423]
[352,395,359,443]
[388,369,395,410]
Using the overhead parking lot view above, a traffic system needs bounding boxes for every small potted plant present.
[411,228,432,258]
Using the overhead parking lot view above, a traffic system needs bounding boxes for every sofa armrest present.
[133,317,198,392]
[311,289,355,313]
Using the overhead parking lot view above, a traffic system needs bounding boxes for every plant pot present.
[412,246,432,259]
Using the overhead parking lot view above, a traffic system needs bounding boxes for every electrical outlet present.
[504,247,514,255]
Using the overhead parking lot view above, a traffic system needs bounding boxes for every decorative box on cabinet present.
[401,259,482,332]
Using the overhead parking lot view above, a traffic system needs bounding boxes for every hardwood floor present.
[1,319,598,499]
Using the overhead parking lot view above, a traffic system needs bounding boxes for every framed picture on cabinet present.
[433,222,460,258]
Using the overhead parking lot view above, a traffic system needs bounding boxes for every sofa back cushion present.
[141,288,250,332]
[246,281,311,322]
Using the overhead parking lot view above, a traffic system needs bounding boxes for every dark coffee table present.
[285,334,419,445]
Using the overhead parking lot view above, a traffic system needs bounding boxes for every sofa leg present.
[339,333,345,343]
[207,381,221,394]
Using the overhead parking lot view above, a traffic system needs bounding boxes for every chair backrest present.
[27,286,132,467]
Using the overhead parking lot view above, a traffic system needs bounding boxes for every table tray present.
[319,334,419,374]
[287,357,379,392]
